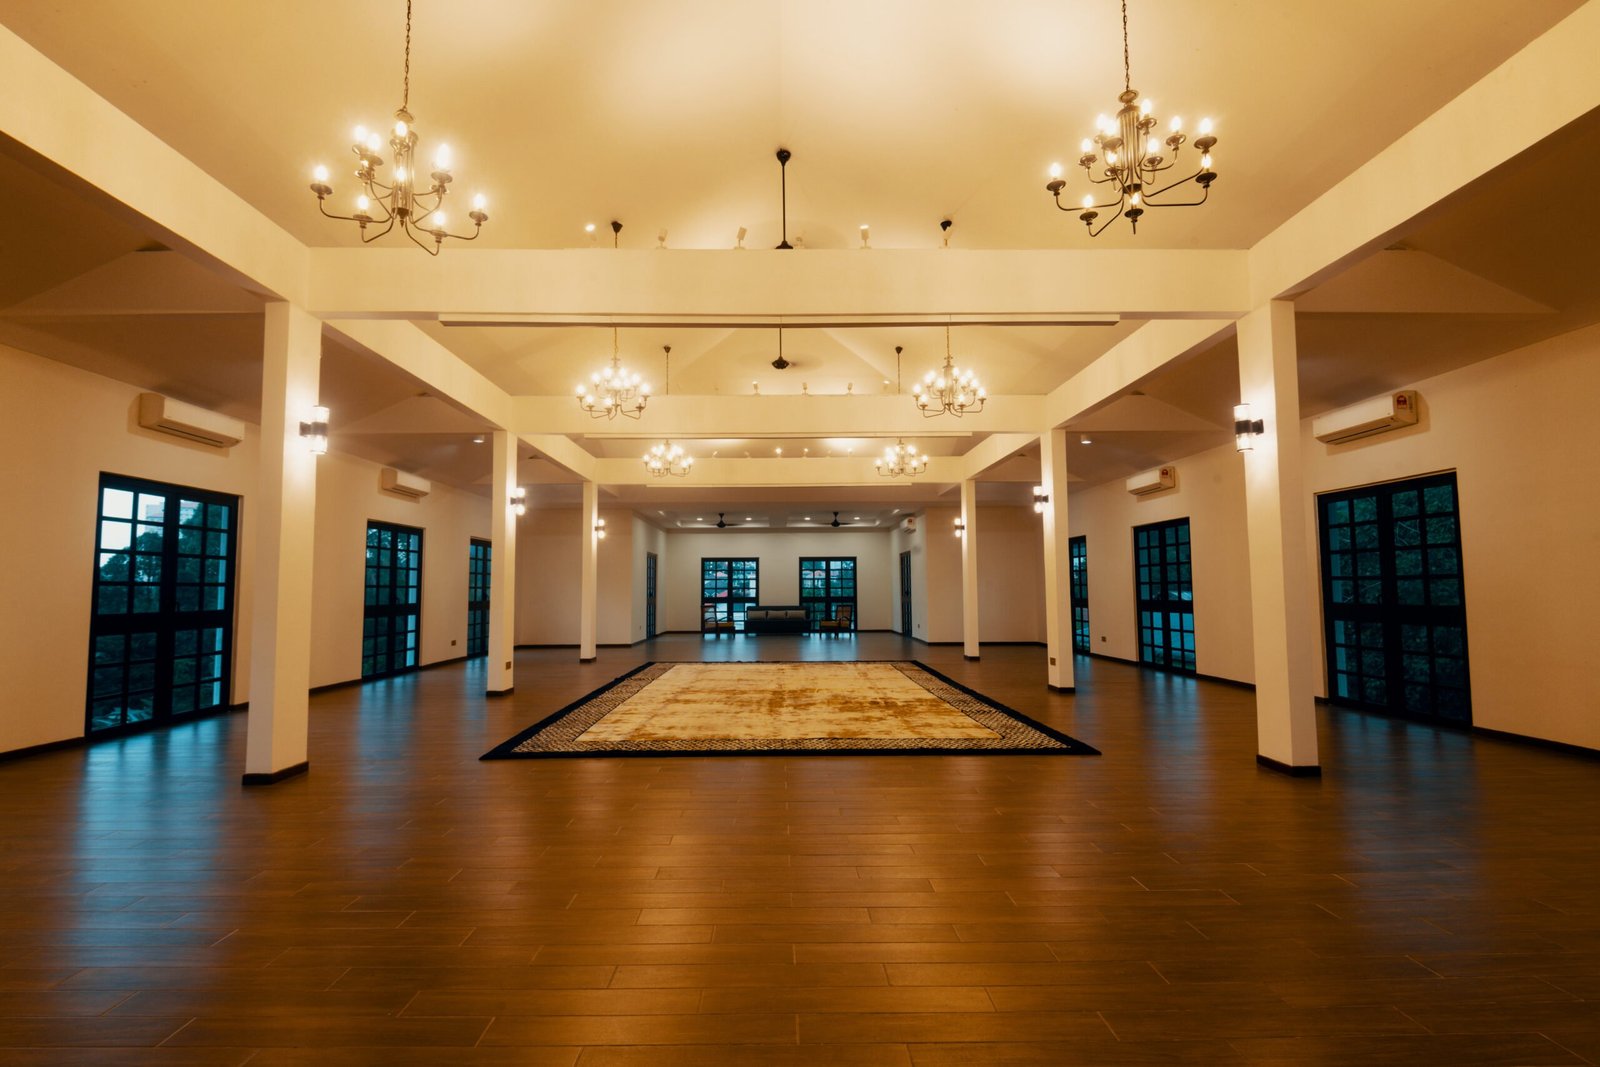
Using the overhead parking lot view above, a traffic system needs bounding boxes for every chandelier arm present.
[358,217,399,244]
[400,222,443,256]
[1086,210,1123,238]
[1143,171,1213,204]
[316,201,370,224]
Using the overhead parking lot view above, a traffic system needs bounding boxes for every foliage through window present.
[363,522,423,678]
[800,557,856,631]
[1069,535,1089,653]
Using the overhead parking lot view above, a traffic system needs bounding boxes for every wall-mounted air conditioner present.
[1312,390,1419,444]
[136,392,245,448]
[380,467,431,498]
[1126,465,1176,496]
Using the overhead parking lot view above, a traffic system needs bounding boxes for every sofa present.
[743,606,808,635]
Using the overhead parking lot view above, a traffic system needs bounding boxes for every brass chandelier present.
[1044,0,1217,236]
[576,328,650,420]
[308,0,489,254]
[875,439,928,478]
[643,441,693,478]
[912,328,986,417]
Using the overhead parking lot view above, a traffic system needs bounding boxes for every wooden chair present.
[702,606,735,637]
[815,603,854,636]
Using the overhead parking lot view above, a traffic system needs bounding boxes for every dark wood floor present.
[1,635,1598,1065]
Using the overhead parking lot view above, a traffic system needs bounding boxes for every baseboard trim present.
[579,656,597,663]
[1473,725,1600,760]
[1256,754,1321,778]
[0,735,85,764]
[963,654,980,661]
[485,687,515,698]
[242,761,309,786]
[1047,684,1076,694]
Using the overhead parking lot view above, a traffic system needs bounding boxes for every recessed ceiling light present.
[854,516,862,521]
[803,516,811,521]
[774,447,782,455]
[745,516,753,521]
[1080,434,1093,445]
[471,435,484,444]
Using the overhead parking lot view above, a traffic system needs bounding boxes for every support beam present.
[1039,428,1075,692]
[580,481,599,662]
[0,24,306,303]
[1044,319,1236,428]
[308,248,1249,320]
[243,303,320,784]
[960,479,980,660]
[486,431,518,696]
[1249,1,1600,303]
[514,395,1039,439]
[958,433,1042,482]
[1237,302,1319,774]
[327,319,515,430]
[521,434,600,481]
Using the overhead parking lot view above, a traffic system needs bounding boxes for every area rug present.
[481,661,1098,759]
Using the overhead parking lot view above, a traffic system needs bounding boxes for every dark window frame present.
[799,556,857,631]
[363,521,424,679]
[1069,535,1090,653]
[466,537,490,659]
[86,473,239,739]
[1133,517,1196,673]
[701,557,760,631]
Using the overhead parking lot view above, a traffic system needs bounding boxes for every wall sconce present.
[1032,486,1050,514]
[509,486,527,516]
[1233,403,1266,452]
[953,517,966,537]
[298,405,329,455]
[859,224,870,248]
[594,517,607,540]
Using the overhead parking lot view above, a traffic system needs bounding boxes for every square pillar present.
[1040,428,1075,691]
[244,302,321,784]
[1238,300,1320,775]
[580,480,599,661]
[960,478,979,659]
[486,431,518,695]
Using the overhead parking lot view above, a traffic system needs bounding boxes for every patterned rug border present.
[480,660,1099,760]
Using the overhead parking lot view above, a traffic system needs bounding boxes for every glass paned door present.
[800,557,857,632]
[467,538,490,658]
[899,551,912,635]
[1319,473,1471,723]
[701,557,759,631]
[645,552,658,639]
[1133,518,1195,672]
[1069,536,1090,653]
[87,475,238,737]
[363,522,423,678]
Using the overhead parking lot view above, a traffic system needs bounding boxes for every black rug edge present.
[480,660,1100,760]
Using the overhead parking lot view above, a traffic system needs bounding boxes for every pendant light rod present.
[775,148,793,250]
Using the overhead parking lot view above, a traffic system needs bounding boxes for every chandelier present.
[913,328,986,417]
[1044,0,1217,236]
[875,439,928,478]
[576,328,650,420]
[308,0,488,254]
[643,442,693,478]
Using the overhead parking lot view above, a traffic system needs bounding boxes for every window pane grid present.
[363,522,423,678]
[1133,519,1195,672]
[702,558,759,630]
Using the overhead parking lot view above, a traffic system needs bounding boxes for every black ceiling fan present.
[828,511,856,528]
[714,513,745,529]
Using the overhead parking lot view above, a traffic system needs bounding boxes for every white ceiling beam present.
[1043,319,1237,428]
[959,433,1041,481]
[328,319,516,430]
[520,433,598,482]
[1248,0,1600,303]
[512,394,1043,437]
[309,249,1250,320]
[592,456,963,488]
[0,24,308,305]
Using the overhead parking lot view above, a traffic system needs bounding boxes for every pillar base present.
[579,656,597,663]
[486,687,515,698]
[1256,754,1321,777]
[1047,684,1075,693]
[242,761,308,786]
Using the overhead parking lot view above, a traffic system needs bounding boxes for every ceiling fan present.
[828,511,856,528]
[714,513,746,529]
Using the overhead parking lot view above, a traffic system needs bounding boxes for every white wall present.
[307,449,489,688]
[1299,322,1600,749]
[919,505,1047,644]
[1068,442,1254,681]
[514,506,634,645]
[658,529,895,632]
[0,345,261,751]
[631,517,668,641]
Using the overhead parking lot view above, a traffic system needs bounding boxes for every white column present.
[244,302,321,784]
[1237,300,1320,774]
[486,430,518,695]
[1039,428,1076,691]
[579,480,599,661]
[960,478,980,660]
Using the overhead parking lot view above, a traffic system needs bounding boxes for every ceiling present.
[0,1,1595,518]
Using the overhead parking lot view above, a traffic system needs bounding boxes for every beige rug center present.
[577,662,1002,742]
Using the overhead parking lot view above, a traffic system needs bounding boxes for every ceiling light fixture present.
[913,327,987,417]
[1044,0,1217,236]
[576,327,650,419]
[643,441,692,478]
[875,438,928,478]
[308,0,488,254]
